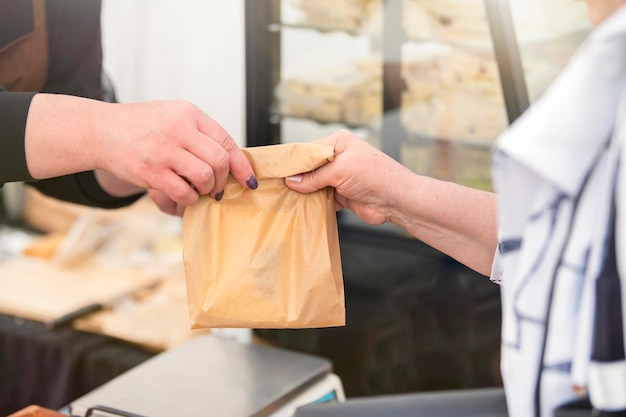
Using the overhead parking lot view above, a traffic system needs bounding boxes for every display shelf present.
[246,0,590,159]
[280,0,383,36]
[405,132,496,151]
[269,110,376,131]
[246,0,513,167]
[269,22,375,37]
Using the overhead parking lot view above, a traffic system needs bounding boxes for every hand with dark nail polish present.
[246,175,258,190]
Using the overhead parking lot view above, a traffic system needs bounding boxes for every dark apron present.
[0,0,48,92]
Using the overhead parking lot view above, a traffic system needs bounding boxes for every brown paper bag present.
[183,143,345,329]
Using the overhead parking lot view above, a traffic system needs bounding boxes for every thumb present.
[285,166,331,194]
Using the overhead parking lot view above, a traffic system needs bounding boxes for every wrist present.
[384,165,424,228]
[84,99,114,172]
[26,94,104,178]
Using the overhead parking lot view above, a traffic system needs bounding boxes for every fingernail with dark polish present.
[246,175,258,190]
[215,190,224,201]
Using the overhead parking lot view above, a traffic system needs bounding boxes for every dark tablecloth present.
[0,314,154,416]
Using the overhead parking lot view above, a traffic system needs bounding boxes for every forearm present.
[388,171,498,276]
[24,93,146,199]
[24,93,106,179]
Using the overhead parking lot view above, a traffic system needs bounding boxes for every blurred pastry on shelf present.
[400,42,507,145]
[291,0,382,34]
[401,42,450,102]
[276,57,383,126]
[402,0,492,49]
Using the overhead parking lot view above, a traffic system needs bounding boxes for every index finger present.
[196,115,257,190]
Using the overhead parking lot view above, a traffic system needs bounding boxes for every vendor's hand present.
[26,95,258,211]
[95,100,257,207]
[285,129,413,226]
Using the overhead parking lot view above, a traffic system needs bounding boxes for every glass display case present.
[245,0,591,398]
[245,0,591,189]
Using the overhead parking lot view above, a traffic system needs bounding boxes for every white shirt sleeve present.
[489,243,503,285]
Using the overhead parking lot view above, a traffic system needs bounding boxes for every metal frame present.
[484,0,530,124]
[381,0,409,161]
[245,0,281,147]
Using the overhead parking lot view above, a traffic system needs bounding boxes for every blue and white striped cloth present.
[491,5,626,417]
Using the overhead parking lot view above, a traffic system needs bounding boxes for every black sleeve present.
[0,88,37,183]
[28,172,144,209]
